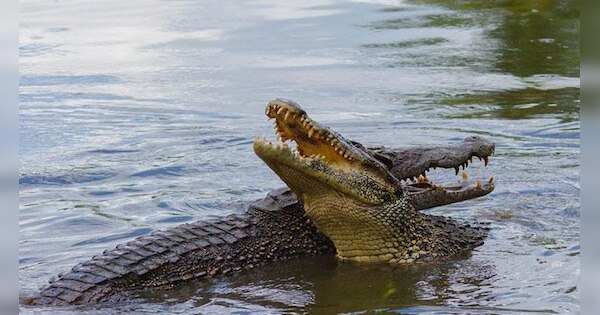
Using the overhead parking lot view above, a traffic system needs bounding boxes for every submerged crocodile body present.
[24,99,495,306]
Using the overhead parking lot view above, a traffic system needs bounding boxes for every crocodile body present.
[23,99,495,306]
[29,188,488,305]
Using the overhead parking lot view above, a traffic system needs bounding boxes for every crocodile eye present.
[382,193,392,203]
[395,188,404,198]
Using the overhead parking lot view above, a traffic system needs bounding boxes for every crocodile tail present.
[23,213,258,305]
[23,188,334,306]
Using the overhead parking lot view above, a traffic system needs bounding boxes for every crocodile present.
[23,99,495,306]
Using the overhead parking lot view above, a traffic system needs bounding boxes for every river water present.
[19,0,580,314]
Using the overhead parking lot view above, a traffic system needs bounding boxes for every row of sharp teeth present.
[266,104,355,162]
[406,171,494,191]
[257,137,327,162]
[453,156,489,175]
[407,174,447,190]
[401,154,491,185]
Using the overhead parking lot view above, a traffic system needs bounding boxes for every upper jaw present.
[254,99,401,204]
[262,99,395,176]
[372,136,496,181]
[264,99,376,167]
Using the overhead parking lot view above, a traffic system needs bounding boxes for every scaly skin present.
[25,190,335,306]
[255,99,494,264]
[23,99,494,306]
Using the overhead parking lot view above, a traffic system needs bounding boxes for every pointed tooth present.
[418,175,425,182]
[277,107,285,115]
[469,157,473,163]
[308,128,315,139]
[483,156,489,166]
[454,166,460,175]
[284,111,291,121]
[476,181,482,189]
[462,171,468,180]
[489,177,494,183]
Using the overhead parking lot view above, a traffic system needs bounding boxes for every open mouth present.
[254,99,495,201]
[254,99,362,170]
[404,173,494,195]
[401,150,495,197]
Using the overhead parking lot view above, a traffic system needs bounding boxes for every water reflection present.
[442,87,580,122]
[364,0,580,121]
[133,254,500,314]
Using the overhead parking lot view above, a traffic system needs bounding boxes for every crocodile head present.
[254,99,494,263]
[255,100,403,206]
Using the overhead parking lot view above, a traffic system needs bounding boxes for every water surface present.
[20,0,579,313]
